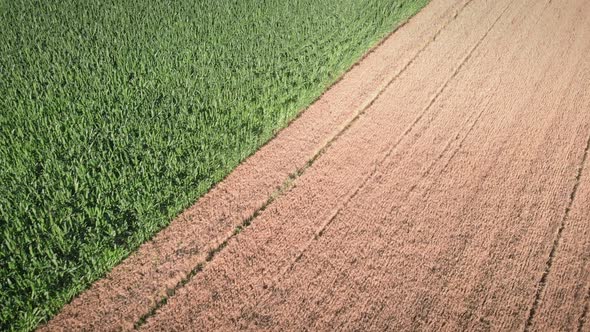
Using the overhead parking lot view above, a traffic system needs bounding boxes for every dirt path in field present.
[43,0,590,330]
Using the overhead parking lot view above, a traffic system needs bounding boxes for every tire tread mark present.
[524,131,590,332]
[270,0,511,290]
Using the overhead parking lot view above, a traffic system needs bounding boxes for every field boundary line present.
[132,0,475,329]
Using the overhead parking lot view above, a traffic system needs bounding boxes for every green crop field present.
[0,0,428,330]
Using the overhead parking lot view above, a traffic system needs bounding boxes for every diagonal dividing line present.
[133,0,475,328]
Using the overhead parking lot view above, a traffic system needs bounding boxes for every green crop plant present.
[0,0,429,330]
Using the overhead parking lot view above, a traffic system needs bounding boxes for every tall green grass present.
[0,0,429,330]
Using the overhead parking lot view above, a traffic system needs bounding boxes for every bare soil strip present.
[46,0,590,330]
[42,0,468,330]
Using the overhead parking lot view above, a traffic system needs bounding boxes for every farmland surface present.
[43,0,590,330]
[0,0,429,330]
